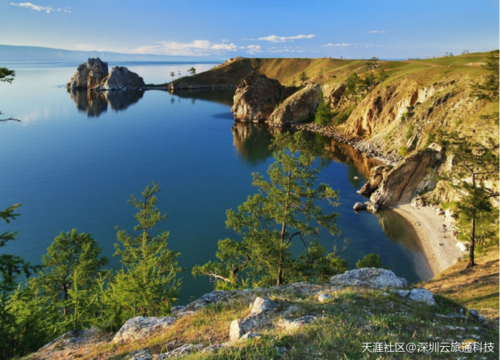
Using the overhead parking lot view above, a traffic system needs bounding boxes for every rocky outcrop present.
[368,147,440,209]
[231,72,285,123]
[94,66,145,91]
[68,58,109,89]
[113,316,176,343]
[229,297,277,341]
[67,59,145,91]
[267,84,321,127]
[330,268,408,288]
[357,165,389,196]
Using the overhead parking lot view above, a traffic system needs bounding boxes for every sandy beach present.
[391,203,464,277]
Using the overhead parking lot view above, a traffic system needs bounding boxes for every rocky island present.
[67,58,145,91]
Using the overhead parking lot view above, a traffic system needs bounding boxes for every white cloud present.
[10,2,70,13]
[369,30,388,34]
[267,46,305,53]
[246,45,262,54]
[132,40,238,56]
[254,34,315,43]
[323,43,376,49]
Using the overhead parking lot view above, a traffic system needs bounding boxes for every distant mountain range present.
[0,45,224,62]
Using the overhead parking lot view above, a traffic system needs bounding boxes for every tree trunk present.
[467,217,475,268]
[467,174,476,269]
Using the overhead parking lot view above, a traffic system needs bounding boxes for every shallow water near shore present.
[0,62,432,304]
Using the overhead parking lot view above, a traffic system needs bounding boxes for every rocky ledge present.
[67,58,145,91]
[28,268,485,360]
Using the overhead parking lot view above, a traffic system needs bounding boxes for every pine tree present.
[36,229,108,330]
[472,50,499,101]
[106,183,181,325]
[436,131,499,268]
[193,131,343,288]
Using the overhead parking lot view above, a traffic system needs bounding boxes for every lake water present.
[0,62,432,304]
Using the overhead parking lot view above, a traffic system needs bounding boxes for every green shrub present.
[399,146,408,157]
[406,123,414,139]
[356,253,383,269]
[425,132,436,146]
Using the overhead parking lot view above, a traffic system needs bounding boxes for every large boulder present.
[95,66,145,91]
[330,268,408,288]
[113,316,176,343]
[231,72,285,123]
[267,84,321,127]
[68,58,109,89]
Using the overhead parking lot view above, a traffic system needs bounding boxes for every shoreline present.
[391,203,464,277]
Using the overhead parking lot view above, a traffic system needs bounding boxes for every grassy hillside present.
[421,246,499,325]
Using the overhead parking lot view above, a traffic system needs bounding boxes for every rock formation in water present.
[67,59,145,91]
[267,84,321,127]
[68,58,109,89]
[355,146,442,212]
[231,72,286,123]
[93,66,145,91]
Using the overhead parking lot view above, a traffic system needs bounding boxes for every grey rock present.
[240,331,261,340]
[330,268,408,288]
[353,202,367,211]
[124,349,153,360]
[68,58,109,89]
[393,289,410,297]
[157,344,204,359]
[250,297,277,315]
[408,288,436,306]
[113,316,176,343]
[96,66,145,91]
[277,315,317,330]
[317,293,332,303]
[470,309,479,317]
[479,316,486,322]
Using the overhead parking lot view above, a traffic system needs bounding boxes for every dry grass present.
[420,246,499,324]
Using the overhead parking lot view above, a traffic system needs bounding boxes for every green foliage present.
[0,67,15,84]
[426,132,436,146]
[378,68,389,82]
[365,57,379,71]
[384,128,395,140]
[356,253,383,269]
[406,123,414,139]
[471,50,499,101]
[35,230,108,331]
[193,131,343,289]
[105,183,181,326]
[434,130,499,267]
[332,104,355,125]
[314,94,333,126]
[345,72,360,103]
[0,205,43,359]
[299,70,308,83]
[188,67,196,76]
[399,146,408,157]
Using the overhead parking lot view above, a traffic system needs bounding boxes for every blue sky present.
[1,0,498,58]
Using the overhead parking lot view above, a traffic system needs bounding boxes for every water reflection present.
[68,89,145,118]
[231,123,274,164]
[171,89,235,107]
[375,210,433,280]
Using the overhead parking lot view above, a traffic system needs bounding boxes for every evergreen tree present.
[436,131,499,268]
[0,67,15,83]
[0,205,41,359]
[35,230,108,330]
[193,131,343,288]
[188,67,196,75]
[345,73,360,104]
[472,50,499,101]
[299,70,308,83]
[105,183,181,326]
[314,94,333,126]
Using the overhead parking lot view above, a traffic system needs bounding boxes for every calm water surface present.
[0,62,432,303]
